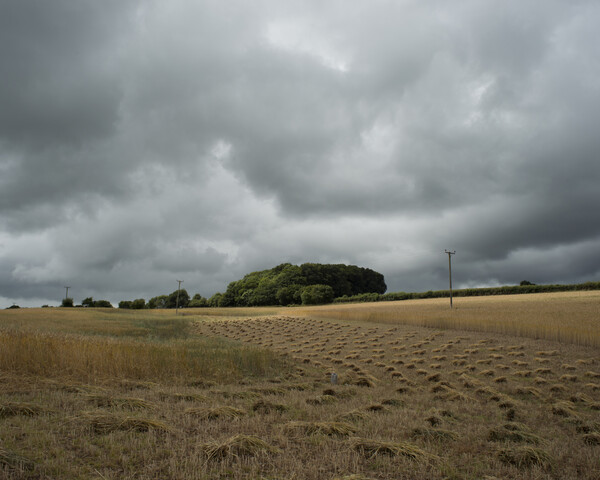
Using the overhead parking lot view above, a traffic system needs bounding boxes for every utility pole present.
[444,250,456,308]
[175,280,183,314]
[64,286,71,300]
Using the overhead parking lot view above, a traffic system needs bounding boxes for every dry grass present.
[487,423,543,444]
[200,434,280,460]
[1,300,599,479]
[411,427,459,441]
[284,421,356,436]
[0,402,47,418]
[0,447,35,471]
[335,409,369,423]
[0,329,286,384]
[84,394,156,410]
[184,406,246,420]
[350,438,430,460]
[77,411,172,434]
[252,399,289,414]
[291,291,600,347]
[497,445,553,469]
[582,433,600,445]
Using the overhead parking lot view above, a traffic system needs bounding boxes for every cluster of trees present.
[119,289,205,309]
[82,297,112,308]
[60,297,113,308]
[117,263,387,308]
[210,263,386,307]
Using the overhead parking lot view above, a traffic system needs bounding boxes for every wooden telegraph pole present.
[175,280,183,314]
[444,250,456,308]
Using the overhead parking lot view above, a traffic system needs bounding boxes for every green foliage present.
[165,289,189,309]
[276,284,303,305]
[82,297,94,307]
[131,298,145,310]
[61,297,74,307]
[207,293,223,307]
[119,300,133,309]
[216,263,386,307]
[520,280,535,286]
[94,300,113,308]
[85,297,113,308]
[188,295,208,308]
[333,281,600,304]
[147,295,168,309]
[300,284,335,305]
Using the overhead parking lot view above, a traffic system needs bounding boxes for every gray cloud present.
[1,0,599,307]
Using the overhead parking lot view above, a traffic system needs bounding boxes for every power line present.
[444,250,456,308]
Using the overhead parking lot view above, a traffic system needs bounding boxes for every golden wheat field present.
[1,292,599,479]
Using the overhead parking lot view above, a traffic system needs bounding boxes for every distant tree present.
[300,284,335,305]
[520,280,535,286]
[166,289,190,309]
[208,293,223,307]
[119,300,133,309]
[6,304,20,309]
[61,297,74,307]
[148,295,168,309]
[131,298,145,309]
[82,297,94,307]
[188,295,208,308]
[94,300,113,308]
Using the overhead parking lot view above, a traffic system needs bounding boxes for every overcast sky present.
[2,0,600,307]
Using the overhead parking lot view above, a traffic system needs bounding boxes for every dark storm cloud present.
[0,0,134,146]
[1,0,599,306]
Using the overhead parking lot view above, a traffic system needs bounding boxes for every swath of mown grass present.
[200,434,280,461]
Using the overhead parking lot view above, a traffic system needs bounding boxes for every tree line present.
[333,280,600,304]
[117,263,387,308]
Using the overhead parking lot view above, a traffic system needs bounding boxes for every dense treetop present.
[214,263,387,307]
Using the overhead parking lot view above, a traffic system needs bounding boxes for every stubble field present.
[1,292,599,479]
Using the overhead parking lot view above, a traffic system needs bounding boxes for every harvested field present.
[1,297,599,479]
[191,309,599,479]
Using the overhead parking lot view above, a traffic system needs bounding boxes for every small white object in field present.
[331,372,338,385]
